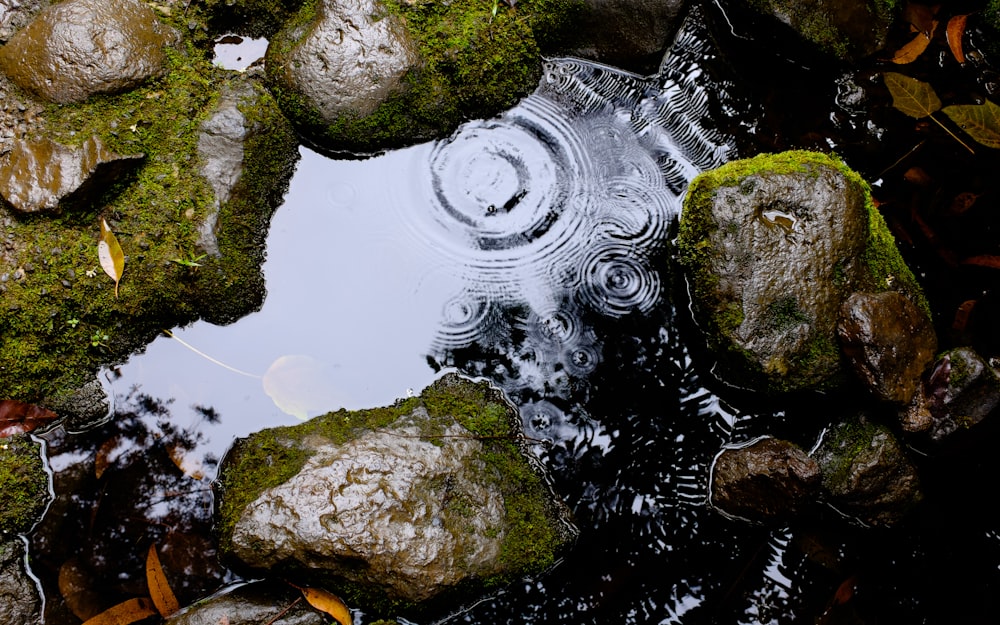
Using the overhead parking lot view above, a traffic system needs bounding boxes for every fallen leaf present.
[299,587,351,625]
[146,544,180,618]
[902,166,932,186]
[947,191,982,215]
[0,399,57,437]
[59,558,104,621]
[952,299,976,332]
[167,442,205,480]
[98,218,125,297]
[903,2,939,34]
[947,14,968,63]
[962,255,1000,269]
[95,435,126,479]
[943,100,1000,148]
[891,23,936,64]
[884,72,941,118]
[81,598,157,625]
[831,575,859,606]
[262,355,346,420]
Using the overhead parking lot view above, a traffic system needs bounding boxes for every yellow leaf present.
[942,100,1000,149]
[883,72,941,118]
[146,544,180,618]
[80,598,157,625]
[98,218,125,297]
[891,24,936,64]
[300,587,352,625]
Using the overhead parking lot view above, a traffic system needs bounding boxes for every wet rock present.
[165,581,327,625]
[677,150,927,394]
[0,135,145,214]
[711,437,821,522]
[0,434,48,535]
[0,540,41,623]
[560,0,687,74]
[267,0,419,129]
[42,378,110,430]
[837,291,937,405]
[903,347,1000,440]
[732,0,895,61]
[218,374,575,614]
[813,417,922,527]
[0,0,177,104]
[0,0,45,43]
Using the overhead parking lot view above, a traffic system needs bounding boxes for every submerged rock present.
[0,540,41,624]
[813,417,922,527]
[0,0,177,104]
[837,291,937,405]
[711,437,821,522]
[165,581,327,625]
[0,135,144,214]
[217,374,575,617]
[733,0,895,60]
[677,150,927,394]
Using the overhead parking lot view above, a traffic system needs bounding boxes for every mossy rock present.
[0,38,299,406]
[265,0,580,153]
[0,434,49,536]
[215,373,576,619]
[677,150,927,394]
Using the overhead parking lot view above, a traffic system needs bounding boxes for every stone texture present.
[267,0,419,123]
[711,437,821,522]
[0,0,176,104]
[678,151,926,394]
[838,291,937,405]
[0,540,41,624]
[0,135,144,214]
[903,347,1000,440]
[166,581,327,625]
[813,418,922,527]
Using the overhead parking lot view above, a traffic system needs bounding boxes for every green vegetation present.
[216,374,572,617]
[0,39,298,403]
[0,435,48,535]
[265,0,580,152]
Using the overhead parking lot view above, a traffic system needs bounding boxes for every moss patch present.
[265,0,580,152]
[0,435,48,536]
[216,374,571,617]
[0,39,299,404]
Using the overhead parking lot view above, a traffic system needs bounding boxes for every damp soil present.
[25,2,1000,624]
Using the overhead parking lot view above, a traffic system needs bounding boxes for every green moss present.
[216,375,571,617]
[265,0,580,152]
[203,0,306,38]
[0,41,298,403]
[0,435,49,536]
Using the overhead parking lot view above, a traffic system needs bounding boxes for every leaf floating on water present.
[884,72,941,118]
[262,355,346,420]
[299,587,352,625]
[167,442,205,480]
[947,14,968,63]
[943,100,1000,148]
[80,597,157,625]
[59,558,103,621]
[962,254,1000,269]
[891,22,937,64]
[0,399,57,437]
[146,543,181,617]
[947,191,982,215]
[98,217,125,298]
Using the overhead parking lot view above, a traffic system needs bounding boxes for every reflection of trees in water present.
[31,388,226,624]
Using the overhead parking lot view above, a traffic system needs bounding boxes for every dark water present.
[28,4,1000,624]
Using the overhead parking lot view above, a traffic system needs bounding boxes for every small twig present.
[930,113,976,155]
[878,139,926,179]
[264,597,302,625]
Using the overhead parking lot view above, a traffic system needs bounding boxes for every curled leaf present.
[81,598,157,625]
[146,544,180,618]
[98,218,125,297]
[942,100,1000,148]
[884,72,941,118]
[299,587,351,625]
[0,399,57,437]
[947,14,968,63]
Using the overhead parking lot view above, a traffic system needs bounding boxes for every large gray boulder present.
[0,135,144,214]
[0,0,177,104]
[677,150,928,394]
[217,374,575,616]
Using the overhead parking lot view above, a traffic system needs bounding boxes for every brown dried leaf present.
[903,166,932,186]
[962,255,1000,269]
[0,399,57,437]
[95,435,124,479]
[947,14,968,63]
[892,23,937,64]
[300,587,351,625]
[58,558,103,622]
[80,598,157,625]
[167,443,205,480]
[952,299,976,332]
[146,544,180,618]
[947,191,981,215]
[943,100,1000,148]
[884,72,941,118]
[903,2,940,34]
